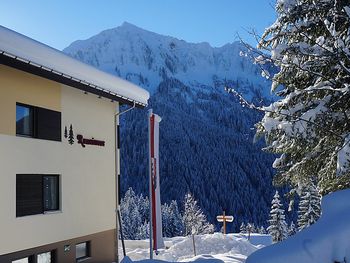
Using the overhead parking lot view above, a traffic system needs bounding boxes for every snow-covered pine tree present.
[183,193,214,235]
[169,200,184,236]
[137,221,149,240]
[120,188,141,240]
[267,191,288,243]
[250,223,257,233]
[297,182,322,231]
[162,203,171,237]
[288,221,297,236]
[259,226,267,235]
[256,0,350,194]
[162,200,184,237]
[137,193,149,223]
[240,222,247,234]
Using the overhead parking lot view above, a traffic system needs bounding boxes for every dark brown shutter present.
[16,174,43,217]
[36,107,61,141]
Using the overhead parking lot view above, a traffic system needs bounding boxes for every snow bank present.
[246,189,350,263]
[120,233,271,263]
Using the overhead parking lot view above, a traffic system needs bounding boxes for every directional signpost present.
[216,211,234,235]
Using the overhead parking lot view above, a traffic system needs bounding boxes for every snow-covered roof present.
[0,25,149,107]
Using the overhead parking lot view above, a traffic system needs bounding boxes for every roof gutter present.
[0,51,147,108]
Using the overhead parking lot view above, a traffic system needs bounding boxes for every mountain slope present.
[63,22,286,231]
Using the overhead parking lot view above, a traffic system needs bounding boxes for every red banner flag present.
[149,110,164,252]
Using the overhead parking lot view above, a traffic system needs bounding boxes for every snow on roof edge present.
[0,25,150,106]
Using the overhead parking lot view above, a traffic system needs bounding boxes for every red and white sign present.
[149,110,164,251]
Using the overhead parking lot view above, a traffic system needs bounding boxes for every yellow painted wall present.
[0,64,61,135]
[0,85,119,255]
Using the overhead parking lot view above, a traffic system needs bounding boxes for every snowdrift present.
[246,189,350,263]
[120,233,272,263]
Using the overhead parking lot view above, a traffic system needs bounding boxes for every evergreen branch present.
[225,87,344,140]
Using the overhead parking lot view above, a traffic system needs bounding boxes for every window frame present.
[37,250,56,263]
[16,103,35,138]
[15,102,62,142]
[16,174,61,217]
[75,241,91,262]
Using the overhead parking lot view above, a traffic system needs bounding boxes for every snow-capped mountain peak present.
[64,22,273,102]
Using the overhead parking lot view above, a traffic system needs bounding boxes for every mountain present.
[63,22,290,231]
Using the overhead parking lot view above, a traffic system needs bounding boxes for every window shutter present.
[36,107,61,141]
[16,175,43,217]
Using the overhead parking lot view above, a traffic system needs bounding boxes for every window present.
[37,251,55,263]
[16,103,61,141]
[16,174,60,217]
[76,242,90,261]
[16,104,34,137]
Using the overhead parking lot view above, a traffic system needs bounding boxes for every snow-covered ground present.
[119,233,272,263]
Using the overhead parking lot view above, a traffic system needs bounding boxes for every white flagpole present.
[148,109,153,259]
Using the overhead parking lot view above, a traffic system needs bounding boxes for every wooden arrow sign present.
[216,211,234,234]
[216,215,234,222]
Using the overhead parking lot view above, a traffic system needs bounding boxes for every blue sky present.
[0,0,276,50]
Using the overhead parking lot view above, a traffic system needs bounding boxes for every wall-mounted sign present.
[77,134,105,148]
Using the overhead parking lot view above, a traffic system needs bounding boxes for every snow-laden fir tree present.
[137,221,149,240]
[267,191,288,243]
[288,221,297,236]
[183,193,214,235]
[255,0,350,194]
[162,200,184,237]
[240,222,247,234]
[297,182,322,231]
[259,226,267,234]
[120,188,142,240]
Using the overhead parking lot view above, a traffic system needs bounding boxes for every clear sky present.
[0,0,276,50]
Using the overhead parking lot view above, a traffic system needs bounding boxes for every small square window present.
[76,241,90,261]
[16,104,34,137]
[37,251,53,263]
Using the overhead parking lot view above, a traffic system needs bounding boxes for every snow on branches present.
[251,0,350,194]
[267,191,288,243]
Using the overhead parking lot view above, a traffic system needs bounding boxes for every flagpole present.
[148,109,153,260]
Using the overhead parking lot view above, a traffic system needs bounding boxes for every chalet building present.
[0,26,149,263]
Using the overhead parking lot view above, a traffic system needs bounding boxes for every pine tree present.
[267,191,288,243]
[240,222,247,234]
[288,221,297,236]
[120,188,141,240]
[255,0,350,194]
[169,200,184,237]
[297,182,322,231]
[64,126,68,138]
[183,193,214,235]
[68,124,74,145]
[137,221,149,240]
[259,226,267,235]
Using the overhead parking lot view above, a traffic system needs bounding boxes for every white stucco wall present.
[0,85,118,255]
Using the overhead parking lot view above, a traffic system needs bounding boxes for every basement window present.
[37,250,55,263]
[76,241,90,262]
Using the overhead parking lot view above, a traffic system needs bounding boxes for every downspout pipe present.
[114,102,136,263]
